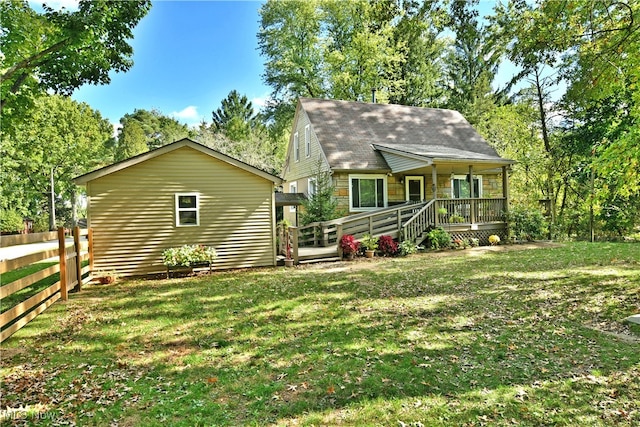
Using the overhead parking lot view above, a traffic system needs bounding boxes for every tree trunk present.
[534,68,554,239]
[49,168,56,231]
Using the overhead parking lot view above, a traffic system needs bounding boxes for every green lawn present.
[1,242,638,426]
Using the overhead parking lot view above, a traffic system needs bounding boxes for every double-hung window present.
[307,177,317,198]
[451,175,482,198]
[293,132,300,162]
[175,193,199,226]
[289,182,297,212]
[304,125,311,157]
[349,175,386,211]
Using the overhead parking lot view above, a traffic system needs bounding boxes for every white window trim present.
[405,175,424,202]
[294,132,300,162]
[451,174,483,198]
[175,193,200,227]
[304,124,311,158]
[289,182,297,212]
[348,174,387,212]
[307,177,317,198]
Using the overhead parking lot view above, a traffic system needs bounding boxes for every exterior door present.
[405,176,424,202]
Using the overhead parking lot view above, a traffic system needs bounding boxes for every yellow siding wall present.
[282,108,331,225]
[87,147,276,276]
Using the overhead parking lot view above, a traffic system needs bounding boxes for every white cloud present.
[251,95,272,109]
[171,106,201,125]
[112,123,122,139]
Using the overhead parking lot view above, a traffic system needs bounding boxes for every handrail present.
[403,199,436,229]
[296,197,506,248]
[401,199,436,243]
[296,201,426,247]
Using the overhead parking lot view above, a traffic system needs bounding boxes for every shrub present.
[339,234,360,255]
[507,205,548,241]
[427,227,451,250]
[162,244,217,267]
[0,209,24,233]
[378,235,398,256]
[398,240,418,256]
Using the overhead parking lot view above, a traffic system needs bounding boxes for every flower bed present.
[162,245,216,278]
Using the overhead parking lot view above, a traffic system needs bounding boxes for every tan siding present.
[87,147,276,276]
[284,109,329,183]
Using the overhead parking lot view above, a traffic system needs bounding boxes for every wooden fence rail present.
[0,227,93,343]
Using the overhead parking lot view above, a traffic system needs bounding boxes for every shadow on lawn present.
[2,243,639,425]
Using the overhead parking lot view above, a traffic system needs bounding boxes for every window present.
[175,193,199,226]
[308,177,317,198]
[304,125,311,157]
[289,182,297,212]
[293,132,299,162]
[451,175,482,198]
[349,175,387,211]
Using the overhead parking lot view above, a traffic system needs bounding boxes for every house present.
[281,98,514,245]
[74,138,282,276]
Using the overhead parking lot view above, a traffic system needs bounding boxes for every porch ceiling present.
[372,143,514,175]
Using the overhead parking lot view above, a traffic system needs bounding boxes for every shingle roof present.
[299,98,510,171]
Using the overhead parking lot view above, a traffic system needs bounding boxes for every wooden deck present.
[279,198,508,265]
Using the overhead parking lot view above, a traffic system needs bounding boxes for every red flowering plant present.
[339,234,360,257]
[378,235,398,256]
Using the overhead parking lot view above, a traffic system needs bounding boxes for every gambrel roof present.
[298,98,513,173]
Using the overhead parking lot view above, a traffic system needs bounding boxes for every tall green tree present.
[443,0,504,124]
[388,0,449,107]
[0,0,151,124]
[115,120,147,162]
[492,0,640,238]
[117,109,196,157]
[211,90,262,142]
[1,95,112,228]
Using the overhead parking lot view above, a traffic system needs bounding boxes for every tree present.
[1,95,112,228]
[388,0,449,107]
[115,120,147,162]
[116,109,196,158]
[492,0,640,238]
[0,0,151,121]
[211,90,262,142]
[442,0,504,124]
[300,162,339,225]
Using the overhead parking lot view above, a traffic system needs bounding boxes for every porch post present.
[290,226,299,264]
[502,165,510,215]
[469,165,476,224]
[431,164,437,200]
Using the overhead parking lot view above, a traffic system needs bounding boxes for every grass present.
[1,242,638,426]
[0,261,58,313]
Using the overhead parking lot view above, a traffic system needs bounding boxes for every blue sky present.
[71,0,271,127]
[42,0,513,127]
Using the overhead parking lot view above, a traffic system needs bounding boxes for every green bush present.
[427,227,451,250]
[1,209,24,233]
[399,240,418,256]
[507,206,548,241]
[162,245,217,267]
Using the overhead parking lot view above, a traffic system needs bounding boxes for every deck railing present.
[435,198,505,225]
[287,198,507,262]
[297,202,424,247]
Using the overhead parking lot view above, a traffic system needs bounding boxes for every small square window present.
[176,193,199,226]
